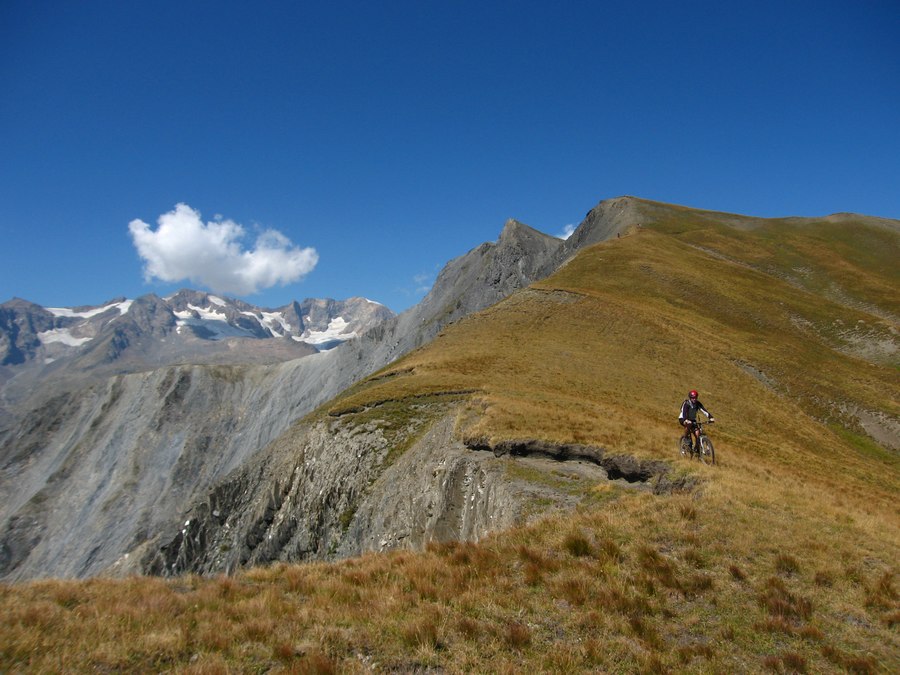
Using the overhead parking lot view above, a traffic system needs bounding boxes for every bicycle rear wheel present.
[698,436,715,465]
[679,436,692,458]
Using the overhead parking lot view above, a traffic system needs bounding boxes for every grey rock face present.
[328,218,565,384]
[0,299,56,367]
[562,196,646,253]
[143,410,678,578]
[0,358,335,579]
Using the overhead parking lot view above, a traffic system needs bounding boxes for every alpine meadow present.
[1,198,898,673]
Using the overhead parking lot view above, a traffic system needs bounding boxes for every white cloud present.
[556,223,577,240]
[129,203,318,295]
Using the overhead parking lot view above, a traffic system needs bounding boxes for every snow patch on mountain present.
[46,300,133,318]
[179,304,227,322]
[38,328,93,347]
[242,311,292,337]
[174,305,257,340]
[299,317,357,348]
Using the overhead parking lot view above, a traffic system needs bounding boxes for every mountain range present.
[1,290,393,378]
[0,196,897,672]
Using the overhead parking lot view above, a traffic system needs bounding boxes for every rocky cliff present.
[1,361,316,579]
[142,407,675,577]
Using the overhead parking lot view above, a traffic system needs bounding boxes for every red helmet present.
[689,390,698,399]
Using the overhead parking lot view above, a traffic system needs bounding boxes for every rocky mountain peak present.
[0,299,54,366]
[499,218,560,247]
[565,196,647,249]
[499,217,527,238]
[1,297,50,313]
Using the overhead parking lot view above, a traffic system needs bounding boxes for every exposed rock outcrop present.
[142,410,681,577]
[0,299,55,366]
[0,361,334,579]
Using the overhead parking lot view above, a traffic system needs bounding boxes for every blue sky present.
[2,1,898,313]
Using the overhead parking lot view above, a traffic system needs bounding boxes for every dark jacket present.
[679,399,712,423]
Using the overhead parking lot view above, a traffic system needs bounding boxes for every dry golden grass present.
[2,205,897,672]
[1,486,896,671]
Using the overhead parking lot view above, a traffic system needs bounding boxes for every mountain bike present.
[679,420,715,465]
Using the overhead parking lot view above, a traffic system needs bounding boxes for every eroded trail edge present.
[464,436,700,494]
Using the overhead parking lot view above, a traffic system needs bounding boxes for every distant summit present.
[0,291,394,403]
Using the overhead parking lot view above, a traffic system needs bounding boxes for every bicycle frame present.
[680,420,715,464]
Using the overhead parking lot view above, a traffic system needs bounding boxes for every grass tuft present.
[682,572,715,596]
[759,577,813,622]
[504,621,531,649]
[775,553,801,576]
[562,531,593,557]
[683,547,707,568]
[821,645,876,674]
[813,570,834,587]
[295,651,339,675]
[883,609,900,628]
[455,616,482,640]
[679,502,697,520]
[780,651,808,673]
[798,623,824,641]
[637,545,679,590]
[402,616,440,650]
[763,654,781,671]
[762,651,808,673]
[677,641,714,663]
[729,564,748,582]
[864,570,897,609]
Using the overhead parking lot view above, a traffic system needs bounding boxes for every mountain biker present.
[679,390,715,451]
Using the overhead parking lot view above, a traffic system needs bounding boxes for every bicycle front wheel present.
[698,436,715,465]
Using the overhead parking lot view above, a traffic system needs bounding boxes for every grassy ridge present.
[2,205,898,672]
[339,219,895,475]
